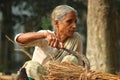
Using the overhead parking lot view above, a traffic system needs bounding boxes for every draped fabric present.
[54,32,81,62]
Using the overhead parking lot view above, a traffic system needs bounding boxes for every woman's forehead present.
[63,11,77,20]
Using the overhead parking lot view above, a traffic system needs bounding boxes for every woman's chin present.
[70,31,75,35]
[68,33,74,37]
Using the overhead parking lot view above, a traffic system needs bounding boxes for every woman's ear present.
[54,20,59,28]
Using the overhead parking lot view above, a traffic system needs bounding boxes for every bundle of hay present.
[44,62,120,80]
[0,73,17,80]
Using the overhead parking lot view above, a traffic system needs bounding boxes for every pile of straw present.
[44,62,120,80]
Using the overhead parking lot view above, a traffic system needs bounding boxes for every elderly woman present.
[15,5,83,80]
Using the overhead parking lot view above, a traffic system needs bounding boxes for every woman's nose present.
[72,22,76,29]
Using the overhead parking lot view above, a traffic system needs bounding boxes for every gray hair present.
[51,5,78,30]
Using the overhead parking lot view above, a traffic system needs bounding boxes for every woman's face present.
[56,11,77,38]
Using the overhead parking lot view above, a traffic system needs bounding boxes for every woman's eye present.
[67,19,72,25]
[75,20,77,23]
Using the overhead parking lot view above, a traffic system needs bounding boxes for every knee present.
[61,55,79,65]
[24,61,46,80]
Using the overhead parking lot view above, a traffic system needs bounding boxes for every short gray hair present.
[51,5,78,30]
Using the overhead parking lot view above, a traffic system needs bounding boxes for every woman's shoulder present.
[37,30,54,33]
[74,32,81,37]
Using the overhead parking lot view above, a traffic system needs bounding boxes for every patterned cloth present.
[54,32,82,62]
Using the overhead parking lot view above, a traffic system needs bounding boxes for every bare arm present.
[16,32,46,44]
[16,30,64,49]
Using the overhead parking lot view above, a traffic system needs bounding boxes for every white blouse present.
[14,30,82,65]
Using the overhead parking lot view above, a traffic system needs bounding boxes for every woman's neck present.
[55,32,67,43]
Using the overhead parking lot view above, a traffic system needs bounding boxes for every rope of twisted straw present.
[45,62,120,80]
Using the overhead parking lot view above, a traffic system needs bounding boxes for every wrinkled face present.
[56,11,77,37]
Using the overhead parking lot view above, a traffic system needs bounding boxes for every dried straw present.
[44,61,120,80]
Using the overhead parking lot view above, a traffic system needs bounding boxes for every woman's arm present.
[16,30,64,49]
[16,31,46,44]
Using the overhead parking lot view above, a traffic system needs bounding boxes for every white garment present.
[21,60,46,80]
[14,30,82,65]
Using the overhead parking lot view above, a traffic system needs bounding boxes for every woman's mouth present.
[69,30,75,33]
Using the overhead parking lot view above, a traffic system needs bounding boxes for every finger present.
[47,37,53,45]
[58,42,64,49]
[53,38,59,48]
[47,34,54,45]
[49,36,56,47]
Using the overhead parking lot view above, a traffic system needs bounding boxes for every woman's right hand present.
[44,31,64,49]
